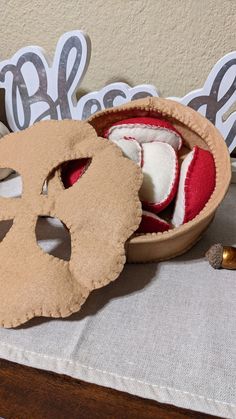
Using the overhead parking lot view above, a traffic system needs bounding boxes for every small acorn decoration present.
[206,244,236,270]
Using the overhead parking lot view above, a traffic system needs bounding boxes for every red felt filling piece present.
[184,147,216,223]
[172,146,216,227]
[61,158,91,188]
[137,211,170,234]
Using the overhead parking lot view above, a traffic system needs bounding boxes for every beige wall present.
[0,0,235,98]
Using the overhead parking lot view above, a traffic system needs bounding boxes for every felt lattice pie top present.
[0,120,142,328]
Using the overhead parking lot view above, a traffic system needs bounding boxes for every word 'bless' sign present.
[0,30,235,154]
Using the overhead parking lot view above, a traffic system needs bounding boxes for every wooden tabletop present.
[0,358,216,419]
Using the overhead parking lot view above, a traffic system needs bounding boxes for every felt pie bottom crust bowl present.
[88,97,231,263]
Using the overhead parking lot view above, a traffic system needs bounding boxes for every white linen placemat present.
[0,175,235,418]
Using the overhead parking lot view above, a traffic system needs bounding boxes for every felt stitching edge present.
[113,138,143,167]
[0,143,143,328]
[88,99,229,241]
[107,124,183,150]
[0,340,234,413]
[142,144,179,213]
[183,146,216,224]
[183,146,199,224]
[139,211,171,233]
[68,157,143,291]
[129,216,215,263]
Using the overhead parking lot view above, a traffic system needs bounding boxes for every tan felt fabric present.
[0,120,142,328]
[88,97,231,262]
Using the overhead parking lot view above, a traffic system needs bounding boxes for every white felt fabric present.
[172,150,194,227]
[0,175,235,419]
[139,142,177,205]
[107,124,182,151]
[111,138,142,165]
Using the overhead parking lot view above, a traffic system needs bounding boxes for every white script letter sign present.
[0,30,235,154]
[174,51,236,154]
[0,30,158,131]
[0,31,91,130]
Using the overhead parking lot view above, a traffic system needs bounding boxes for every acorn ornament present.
[206,244,236,270]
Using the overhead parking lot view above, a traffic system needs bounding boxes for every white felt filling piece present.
[142,210,170,226]
[111,138,141,165]
[172,149,195,227]
[139,142,177,205]
[108,125,182,151]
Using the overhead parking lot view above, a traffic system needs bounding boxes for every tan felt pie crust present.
[0,120,142,328]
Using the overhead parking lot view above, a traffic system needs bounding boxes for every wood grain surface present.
[0,358,216,419]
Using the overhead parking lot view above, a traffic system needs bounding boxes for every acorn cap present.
[205,243,224,269]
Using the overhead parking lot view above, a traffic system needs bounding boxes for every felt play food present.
[62,117,181,212]
[60,137,178,234]
[110,137,142,165]
[88,97,231,262]
[139,142,179,213]
[172,146,216,227]
[104,117,182,151]
[0,122,13,180]
[104,117,181,213]
[137,211,171,234]
[60,134,177,233]
[105,137,179,213]
[0,120,142,328]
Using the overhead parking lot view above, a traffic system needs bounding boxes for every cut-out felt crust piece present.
[137,211,171,234]
[60,141,173,235]
[172,146,216,227]
[0,120,142,328]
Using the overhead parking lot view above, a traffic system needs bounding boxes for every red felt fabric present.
[63,118,182,205]
[137,213,170,234]
[61,158,91,189]
[104,117,182,140]
[183,146,215,223]
[104,117,181,213]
